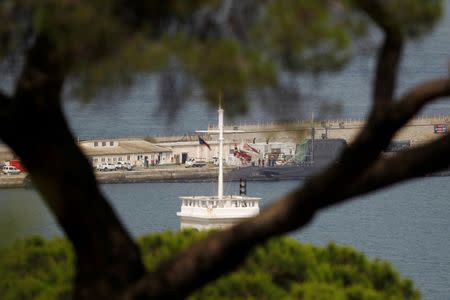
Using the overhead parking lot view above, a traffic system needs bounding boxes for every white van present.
[96,163,117,171]
[2,165,21,175]
[185,158,207,168]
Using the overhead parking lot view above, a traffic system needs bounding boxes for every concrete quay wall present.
[0,174,26,188]
[0,167,225,188]
[94,167,225,184]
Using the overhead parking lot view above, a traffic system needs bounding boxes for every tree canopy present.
[0,231,419,300]
[0,0,442,113]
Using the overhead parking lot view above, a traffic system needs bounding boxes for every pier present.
[1,115,449,188]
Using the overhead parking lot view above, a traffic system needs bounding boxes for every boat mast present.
[218,105,224,199]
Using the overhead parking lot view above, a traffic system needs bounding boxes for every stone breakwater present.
[198,115,450,145]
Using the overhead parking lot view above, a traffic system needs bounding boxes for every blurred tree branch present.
[0,90,11,120]
[1,33,146,299]
[347,132,450,198]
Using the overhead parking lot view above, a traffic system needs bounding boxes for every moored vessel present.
[177,105,261,230]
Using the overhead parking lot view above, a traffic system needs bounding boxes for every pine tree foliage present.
[0,231,419,300]
[0,0,442,112]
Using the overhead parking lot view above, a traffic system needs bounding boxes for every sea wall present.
[94,167,227,184]
[0,174,26,189]
[0,167,227,188]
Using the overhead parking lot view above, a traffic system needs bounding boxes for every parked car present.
[212,157,226,166]
[96,163,117,171]
[115,161,133,171]
[185,158,207,168]
[184,158,195,168]
[115,161,125,169]
[2,165,21,175]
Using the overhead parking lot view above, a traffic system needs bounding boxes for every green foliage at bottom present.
[0,231,420,299]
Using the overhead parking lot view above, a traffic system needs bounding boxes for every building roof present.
[157,140,228,147]
[80,139,171,156]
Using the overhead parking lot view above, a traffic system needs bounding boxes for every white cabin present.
[177,195,260,230]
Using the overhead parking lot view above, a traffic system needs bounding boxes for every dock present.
[0,166,232,189]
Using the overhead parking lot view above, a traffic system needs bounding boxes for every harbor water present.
[1,178,450,300]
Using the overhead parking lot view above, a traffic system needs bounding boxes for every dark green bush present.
[0,231,420,299]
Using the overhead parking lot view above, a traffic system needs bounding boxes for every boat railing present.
[181,197,259,209]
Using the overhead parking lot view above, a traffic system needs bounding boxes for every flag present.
[243,143,259,153]
[198,136,211,150]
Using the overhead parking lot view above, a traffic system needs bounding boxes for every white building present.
[156,140,237,164]
[79,139,172,167]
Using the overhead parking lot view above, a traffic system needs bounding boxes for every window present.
[102,142,106,146]
[113,157,117,162]
[107,158,111,162]
[110,141,114,146]
[127,155,131,161]
[93,158,98,163]
[118,157,122,161]
[94,142,98,147]
[101,158,105,162]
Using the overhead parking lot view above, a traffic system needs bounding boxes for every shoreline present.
[2,164,450,189]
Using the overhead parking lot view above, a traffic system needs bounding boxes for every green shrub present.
[0,231,420,299]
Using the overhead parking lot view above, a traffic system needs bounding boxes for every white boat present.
[177,106,261,230]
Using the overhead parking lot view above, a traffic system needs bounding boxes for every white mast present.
[195,96,243,199]
[218,106,224,199]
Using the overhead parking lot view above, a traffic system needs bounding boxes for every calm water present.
[0,178,449,300]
